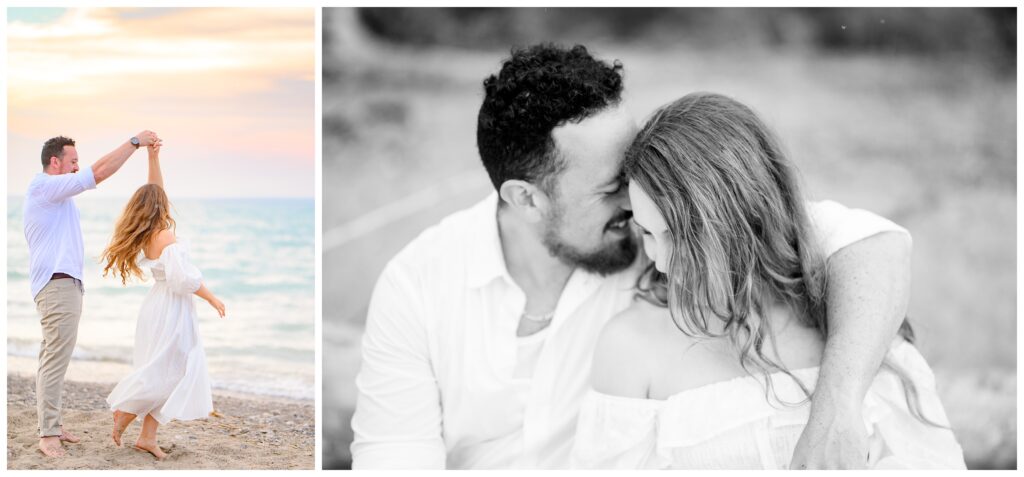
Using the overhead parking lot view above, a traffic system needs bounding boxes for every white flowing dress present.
[572,339,966,469]
[106,239,213,424]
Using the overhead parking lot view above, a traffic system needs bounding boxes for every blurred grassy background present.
[322,8,1016,469]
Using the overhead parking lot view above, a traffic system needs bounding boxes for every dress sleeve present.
[350,259,446,469]
[571,391,663,469]
[806,200,911,259]
[162,242,203,295]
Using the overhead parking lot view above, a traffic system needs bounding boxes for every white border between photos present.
[315,4,324,473]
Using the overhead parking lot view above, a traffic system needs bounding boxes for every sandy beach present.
[7,358,314,470]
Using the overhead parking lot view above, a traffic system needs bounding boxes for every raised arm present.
[791,220,912,468]
[147,142,164,188]
[92,130,159,184]
[350,261,446,469]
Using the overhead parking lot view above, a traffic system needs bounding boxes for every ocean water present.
[8,196,315,401]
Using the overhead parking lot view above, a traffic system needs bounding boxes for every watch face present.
[131,136,140,146]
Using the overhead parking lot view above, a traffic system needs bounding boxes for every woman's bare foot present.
[133,439,167,460]
[111,410,136,447]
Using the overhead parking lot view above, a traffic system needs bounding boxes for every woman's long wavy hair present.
[624,92,938,426]
[101,184,175,285]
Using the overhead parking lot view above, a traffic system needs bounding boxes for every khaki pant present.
[33,278,83,437]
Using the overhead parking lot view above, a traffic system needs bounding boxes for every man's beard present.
[541,206,638,276]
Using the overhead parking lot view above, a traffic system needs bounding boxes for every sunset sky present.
[7,8,315,198]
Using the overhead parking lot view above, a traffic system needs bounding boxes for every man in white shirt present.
[25,131,160,457]
[351,44,912,469]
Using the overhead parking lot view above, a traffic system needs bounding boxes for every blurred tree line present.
[332,8,1015,73]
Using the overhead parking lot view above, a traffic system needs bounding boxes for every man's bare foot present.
[38,436,65,458]
[112,410,136,447]
[133,439,167,460]
[58,427,80,444]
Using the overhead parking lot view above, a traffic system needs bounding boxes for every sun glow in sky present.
[7,8,315,198]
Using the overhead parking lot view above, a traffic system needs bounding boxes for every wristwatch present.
[130,136,141,149]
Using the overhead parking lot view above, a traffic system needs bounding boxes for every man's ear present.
[47,156,60,170]
[499,179,551,223]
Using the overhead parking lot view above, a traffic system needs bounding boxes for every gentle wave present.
[8,338,313,365]
[8,339,314,401]
[212,380,314,402]
[8,338,131,364]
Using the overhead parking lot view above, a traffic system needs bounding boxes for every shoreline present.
[7,370,314,469]
[7,355,312,405]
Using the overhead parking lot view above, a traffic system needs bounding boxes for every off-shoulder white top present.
[572,340,966,469]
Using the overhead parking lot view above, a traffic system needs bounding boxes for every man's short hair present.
[41,136,76,169]
[476,44,624,194]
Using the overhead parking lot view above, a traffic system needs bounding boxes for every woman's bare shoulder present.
[606,299,668,337]
[146,229,177,259]
[591,299,670,398]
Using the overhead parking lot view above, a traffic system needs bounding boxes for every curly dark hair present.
[41,136,75,169]
[476,43,624,194]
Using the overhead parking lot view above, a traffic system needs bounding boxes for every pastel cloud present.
[8,8,314,198]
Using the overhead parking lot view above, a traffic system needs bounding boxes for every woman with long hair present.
[571,93,965,469]
[101,143,226,460]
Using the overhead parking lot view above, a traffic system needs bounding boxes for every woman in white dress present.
[572,93,966,469]
[100,143,226,460]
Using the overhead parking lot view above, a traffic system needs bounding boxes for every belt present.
[50,273,75,281]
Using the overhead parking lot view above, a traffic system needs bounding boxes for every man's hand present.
[135,130,160,147]
[94,131,159,184]
[790,225,911,469]
[790,391,869,469]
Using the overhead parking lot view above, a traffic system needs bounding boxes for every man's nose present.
[620,190,632,211]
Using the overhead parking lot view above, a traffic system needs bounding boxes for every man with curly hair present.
[351,43,912,469]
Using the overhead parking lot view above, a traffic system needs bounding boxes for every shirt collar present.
[466,192,514,289]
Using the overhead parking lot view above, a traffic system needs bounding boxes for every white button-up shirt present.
[350,193,907,469]
[23,166,97,298]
